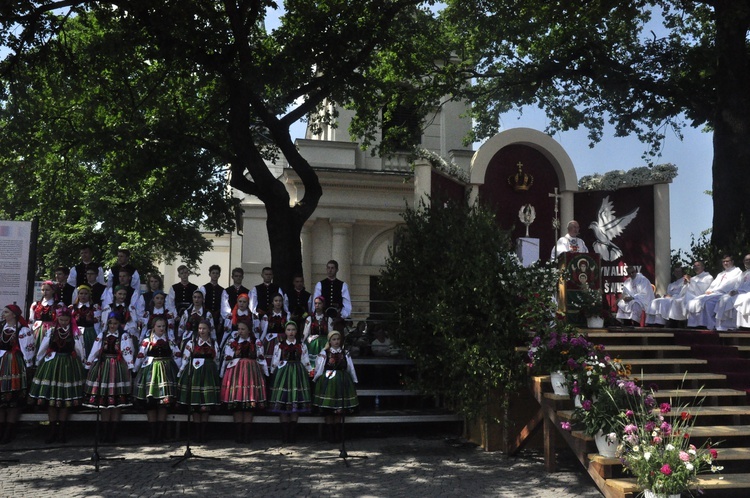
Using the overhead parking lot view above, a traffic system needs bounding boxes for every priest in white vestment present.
[668,261,713,322]
[551,220,589,259]
[687,255,742,329]
[714,254,750,330]
[646,266,685,326]
[616,266,655,326]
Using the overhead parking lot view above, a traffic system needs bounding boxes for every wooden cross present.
[548,187,562,240]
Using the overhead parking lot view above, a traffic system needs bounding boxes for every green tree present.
[0,1,450,284]
[439,1,749,251]
[379,199,559,426]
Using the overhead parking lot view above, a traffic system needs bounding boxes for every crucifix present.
[549,187,562,240]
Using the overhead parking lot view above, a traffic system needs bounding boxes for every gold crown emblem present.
[508,162,534,191]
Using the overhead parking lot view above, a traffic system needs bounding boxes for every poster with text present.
[0,220,33,312]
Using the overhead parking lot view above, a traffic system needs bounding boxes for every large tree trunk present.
[266,203,304,294]
[711,2,750,250]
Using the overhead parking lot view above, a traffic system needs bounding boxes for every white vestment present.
[668,271,713,321]
[686,267,742,328]
[550,234,589,259]
[714,270,750,330]
[646,277,686,325]
[616,273,655,323]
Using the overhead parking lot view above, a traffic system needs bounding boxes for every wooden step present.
[536,372,725,384]
[689,425,750,438]
[606,473,750,493]
[586,332,675,339]
[663,406,750,417]
[590,447,750,465]
[353,358,415,366]
[603,345,691,352]
[623,358,707,366]
[19,408,462,425]
[651,388,747,400]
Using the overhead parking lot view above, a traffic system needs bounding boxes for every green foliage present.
[379,199,559,421]
[672,217,750,276]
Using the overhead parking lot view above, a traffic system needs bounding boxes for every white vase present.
[586,316,604,328]
[643,490,681,498]
[594,429,618,458]
[550,370,568,395]
[574,394,582,408]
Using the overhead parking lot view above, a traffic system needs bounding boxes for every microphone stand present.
[67,352,125,471]
[171,347,221,467]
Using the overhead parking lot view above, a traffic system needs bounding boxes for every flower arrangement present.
[618,398,722,496]
[578,163,678,191]
[570,378,656,438]
[527,325,593,374]
[575,288,606,318]
[566,348,630,402]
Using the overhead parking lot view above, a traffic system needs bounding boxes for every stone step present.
[558,405,750,422]
[544,388,747,404]
[536,372,725,384]
[622,358,707,366]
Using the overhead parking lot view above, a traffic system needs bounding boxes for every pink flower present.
[624,424,638,435]
[582,399,592,411]
[679,451,690,461]
[710,449,718,459]
[652,436,662,444]
[660,464,672,475]
[660,421,672,435]
[660,402,671,413]
[560,421,571,431]
[625,409,634,419]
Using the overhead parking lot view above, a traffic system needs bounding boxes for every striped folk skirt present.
[221,358,267,411]
[134,357,179,408]
[0,349,27,408]
[29,352,85,408]
[84,354,133,408]
[269,361,311,414]
[177,360,221,410]
[313,369,359,414]
[82,326,97,359]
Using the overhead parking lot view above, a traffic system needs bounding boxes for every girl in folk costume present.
[29,307,86,443]
[261,293,289,372]
[177,319,220,443]
[0,305,35,444]
[177,290,214,350]
[312,331,359,443]
[29,280,60,352]
[140,291,175,342]
[134,316,182,443]
[220,293,261,356]
[303,296,334,363]
[73,284,101,358]
[83,312,136,443]
[220,320,268,443]
[100,285,137,334]
[269,321,312,443]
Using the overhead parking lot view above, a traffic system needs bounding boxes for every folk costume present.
[134,331,182,407]
[312,347,359,414]
[29,286,60,352]
[303,310,333,363]
[0,311,34,407]
[269,338,312,414]
[83,327,136,409]
[29,317,86,408]
[220,335,268,410]
[313,278,351,319]
[261,309,289,372]
[73,285,102,357]
[177,337,221,410]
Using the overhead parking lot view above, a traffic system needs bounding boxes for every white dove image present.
[588,196,639,261]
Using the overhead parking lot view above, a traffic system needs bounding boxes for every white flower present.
[712,465,724,473]
[666,444,675,451]
[644,452,651,461]
[685,462,694,471]
[688,448,697,456]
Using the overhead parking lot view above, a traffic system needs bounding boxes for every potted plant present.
[565,377,656,458]
[619,399,722,497]
[578,288,606,328]
[527,323,593,396]
[565,347,628,407]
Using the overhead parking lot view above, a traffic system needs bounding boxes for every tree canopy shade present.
[0,1,451,282]
[439,0,750,251]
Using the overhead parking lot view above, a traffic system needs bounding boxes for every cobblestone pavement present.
[0,427,601,497]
